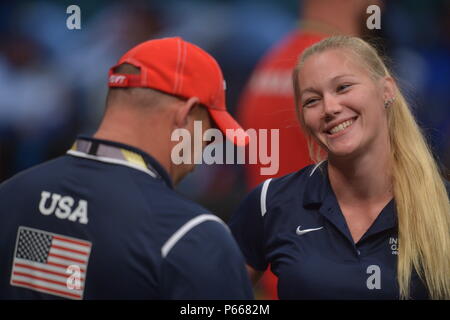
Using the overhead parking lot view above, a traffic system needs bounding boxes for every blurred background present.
[1,0,449,297]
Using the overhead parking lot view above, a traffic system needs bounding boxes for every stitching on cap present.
[173,39,182,93]
[206,51,223,107]
[177,40,187,94]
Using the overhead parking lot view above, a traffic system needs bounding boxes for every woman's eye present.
[303,98,318,107]
[337,84,352,92]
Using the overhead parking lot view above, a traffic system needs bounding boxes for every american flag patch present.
[10,226,92,300]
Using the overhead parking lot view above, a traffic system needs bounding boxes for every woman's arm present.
[246,264,264,285]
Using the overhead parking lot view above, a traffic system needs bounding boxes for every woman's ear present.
[174,97,200,128]
[382,76,396,102]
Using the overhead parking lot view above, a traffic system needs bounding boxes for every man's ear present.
[174,97,200,128]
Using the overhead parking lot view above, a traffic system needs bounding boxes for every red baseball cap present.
[108,37,249,147]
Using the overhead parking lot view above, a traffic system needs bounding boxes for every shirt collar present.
[302,160,329,208]
[302,161,397,243]
[69,135,173,189]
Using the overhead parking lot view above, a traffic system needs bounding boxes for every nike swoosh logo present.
[296,225,323,236]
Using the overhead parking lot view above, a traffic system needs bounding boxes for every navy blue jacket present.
[0,136,253,300]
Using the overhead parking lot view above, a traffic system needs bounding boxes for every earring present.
[384,97,395,108]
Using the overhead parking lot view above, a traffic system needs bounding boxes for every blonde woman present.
[230,36,450,299]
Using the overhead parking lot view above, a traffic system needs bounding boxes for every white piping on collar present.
[309,160,326,177]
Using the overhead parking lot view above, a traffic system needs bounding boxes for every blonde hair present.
[292,36,450,299]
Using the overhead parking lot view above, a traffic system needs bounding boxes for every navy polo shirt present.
[0,136,253,300]
[230,161,433,300]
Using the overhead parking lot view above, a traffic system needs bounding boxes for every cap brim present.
[208,109,249,147]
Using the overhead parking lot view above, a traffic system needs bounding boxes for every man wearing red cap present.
[0,37,253,299]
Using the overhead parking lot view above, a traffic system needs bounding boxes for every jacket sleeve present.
[160,218,254,299]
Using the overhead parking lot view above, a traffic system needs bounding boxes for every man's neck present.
[94,115,174,184]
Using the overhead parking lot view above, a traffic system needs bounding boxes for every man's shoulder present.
[0,156,69,191]
[161,212,230,258]
[135,179,210,219]
[155,194,217,237]
[129,176,218,245]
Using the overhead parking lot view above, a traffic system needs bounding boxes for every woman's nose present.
[322,94,342,118]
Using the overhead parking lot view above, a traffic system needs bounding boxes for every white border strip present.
[161,214,225,258]
[309,160,326,177]
[67,150,157,178]
[260,178,272,217]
